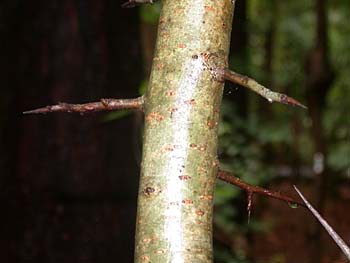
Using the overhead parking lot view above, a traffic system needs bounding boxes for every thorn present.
[23,97,144,115]
[222,69,307,110]
[280,94,308,110]
[23,106,54,115]
[294,185,350,260]
[247,191,253,224]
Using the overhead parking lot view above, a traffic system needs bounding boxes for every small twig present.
[222,69,307,109]
[121,0,156,8]
[23,96,144,115]
[294,185,350,260]
[217,170,306,208]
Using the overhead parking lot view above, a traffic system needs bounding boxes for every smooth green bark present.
[135,0,234,262]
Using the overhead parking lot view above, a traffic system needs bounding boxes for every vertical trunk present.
[135,0,234,262]
[227,0,248,117]
[305,0,334,261]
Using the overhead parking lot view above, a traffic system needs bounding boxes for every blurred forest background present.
[0,0,349,262]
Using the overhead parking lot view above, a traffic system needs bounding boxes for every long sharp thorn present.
[247,191,253,224]
[294,185,350,260]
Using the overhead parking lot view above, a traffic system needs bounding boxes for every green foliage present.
[215,1,349,261]
[100,110,131,122]
[139,2,161,24]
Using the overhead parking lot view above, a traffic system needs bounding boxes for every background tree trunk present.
[0,1,142,262]
[305,0,334,262]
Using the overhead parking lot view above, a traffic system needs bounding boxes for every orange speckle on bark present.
[197,166,206,173]
[190,143,197,148]
[154,249,166,254]
[199,146,206,151]
[161,33,169,38]
[199,195,213,201]
[141,255,150,261]
[204,5,214,11]
[146,111,165,122]
[212,159,219,167]
[143,238,152,243]
[201,52,210,61]
[196,210,205,216]
[207,120,217,129]
[195,219,203,224]
[84,105,95,111]
[179,175,191,180]
[165,90,175,96]
[168,108,178,113]
[178,43,186,48]
[184,99,196,106]
[182,199,193,205]
[156,63,165,70]
[163,145,174,152]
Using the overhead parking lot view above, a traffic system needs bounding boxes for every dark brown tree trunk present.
[1,1,142,262]
[227,0,249,117]
[305,0,334,261]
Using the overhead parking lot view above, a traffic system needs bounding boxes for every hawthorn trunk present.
[134,0,234,262]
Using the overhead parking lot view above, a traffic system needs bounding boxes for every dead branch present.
[222,69,307,109]
[23,96,144,115]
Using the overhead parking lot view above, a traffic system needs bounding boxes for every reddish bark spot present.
[190,143,207,154]
[222,23,227,29]
[165,90,175,96]
[199,195,213,201]
[199,145,206,151]
[84,105,95,111]
[179,175,191,181]
[184,99,196,106]
[182,199,193,205]
[161,33,169,38]
[212,160,219,167]
[141,255,150,261]
[214,107,220,113]
[195,210,205,216]
[146,111,165,122]
[163,145,174,152]
[197,166,206,173]
[156,63,165,70]
[143,238,152,243]
[207,120,217,129]
[200,52,210,62]
[178,43,186,48]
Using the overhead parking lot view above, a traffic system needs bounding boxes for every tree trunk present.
[134,0,235,262]
[305,0,334,262]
